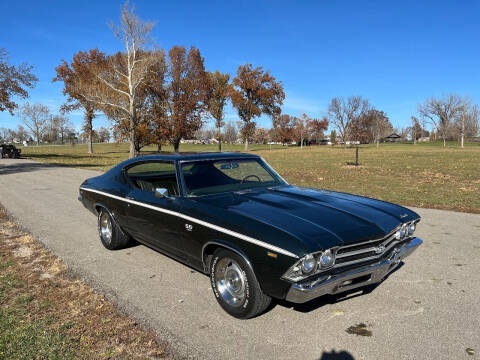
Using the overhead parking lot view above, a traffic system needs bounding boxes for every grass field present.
[19,141,480,213]
[0,208,166,359]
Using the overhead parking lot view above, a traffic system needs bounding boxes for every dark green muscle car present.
[78,152,422,318]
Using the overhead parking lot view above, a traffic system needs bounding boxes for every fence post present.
[355,145,359,166]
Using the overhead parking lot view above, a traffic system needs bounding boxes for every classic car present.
[78,152,422,319]
[0,144,21,159]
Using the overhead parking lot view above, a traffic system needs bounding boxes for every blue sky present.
[1,0,479,133]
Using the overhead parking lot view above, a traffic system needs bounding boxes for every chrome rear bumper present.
[285,237,422,303]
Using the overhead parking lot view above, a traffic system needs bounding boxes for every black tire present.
[210,249,271,319]
[97,208,131,250]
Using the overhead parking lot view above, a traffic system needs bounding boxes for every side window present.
[126,161,179,196]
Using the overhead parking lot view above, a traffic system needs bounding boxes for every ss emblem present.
[185,224,193,232]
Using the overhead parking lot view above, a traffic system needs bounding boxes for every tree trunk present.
[85,109,94,154]
[376,139,379,148]
[218,126,222,152]
[443,135,446,147]
[129,122,136,158]
[157,143,162,152]
[461,135,464,148]
[244,138,248,151]
[88,131,93,153]
[173,139,180,152]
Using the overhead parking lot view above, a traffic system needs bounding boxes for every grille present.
[333,228,410,269]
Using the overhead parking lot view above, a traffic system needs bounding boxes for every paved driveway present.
[0,158,478,360]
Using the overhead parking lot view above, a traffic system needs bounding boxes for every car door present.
[122,161,186,258]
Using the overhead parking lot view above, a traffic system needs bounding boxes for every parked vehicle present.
[0,144,21,159]
[78,152,422,318]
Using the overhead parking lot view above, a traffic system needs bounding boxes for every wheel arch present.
[94,202,126,235]
[201,240,254,275]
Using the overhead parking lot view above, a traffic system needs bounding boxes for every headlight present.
[300,254,317,274]
[282,248,336,282]
[318,249,335,268]
[408,222,416,236]
[399,224,407,238]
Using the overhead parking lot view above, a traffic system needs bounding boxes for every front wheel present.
[210,249,271,319]
[97,208,131,250]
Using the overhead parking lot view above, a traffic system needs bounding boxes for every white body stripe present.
[80,187,298,258]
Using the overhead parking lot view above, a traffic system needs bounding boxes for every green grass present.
[19,141,480,213]
[0,268,78,360]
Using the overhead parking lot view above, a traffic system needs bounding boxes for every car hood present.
[192,185,419,256]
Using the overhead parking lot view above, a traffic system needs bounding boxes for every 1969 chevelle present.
[78,152,422,318]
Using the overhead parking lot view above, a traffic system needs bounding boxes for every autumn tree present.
[230,64,285,150]
[19,102,50,145]
[54,49,105,153]
[0,48,38,115]
[418,94,462,147]
[272,114,295,144]
[306,116,329,144]
[352,109,391,146]
[206,70,230,151]
[149,46,209,152]
[328,96,370,148]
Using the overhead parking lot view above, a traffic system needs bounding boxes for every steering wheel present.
[241,175,261,183]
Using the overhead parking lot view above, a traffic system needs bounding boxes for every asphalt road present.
[0,158,478,360]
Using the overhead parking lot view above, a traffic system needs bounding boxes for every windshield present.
[181,158,285,196]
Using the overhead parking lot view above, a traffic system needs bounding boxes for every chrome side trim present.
[80,187,298,259]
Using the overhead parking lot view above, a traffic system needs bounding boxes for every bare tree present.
[83,3,157,158]
[15,125,28,142]
[19,103,50,145]
[454,100,479,147]
[411,116,419,145]
[230,64,284,150]
[418,94,462,147]
[97,127,111,143]
[0,48,38,114]
[295,114,308,148]
[223,120,238,143]
[328,96,370,148]
[50,115,73,144]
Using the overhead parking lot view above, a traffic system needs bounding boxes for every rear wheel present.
[97,208,131,250]
[210,249,271,319]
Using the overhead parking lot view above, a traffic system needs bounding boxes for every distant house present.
[383,133,402,142]
[418,136,430,142]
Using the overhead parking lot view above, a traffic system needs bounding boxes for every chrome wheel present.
[99,212,112,244]
[215,257,247,307]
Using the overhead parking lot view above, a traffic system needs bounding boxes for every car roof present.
[111,152,261,171]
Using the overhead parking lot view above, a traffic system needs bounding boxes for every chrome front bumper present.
[285,237,423,303]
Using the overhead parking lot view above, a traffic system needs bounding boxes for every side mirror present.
[155,188,169,198]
